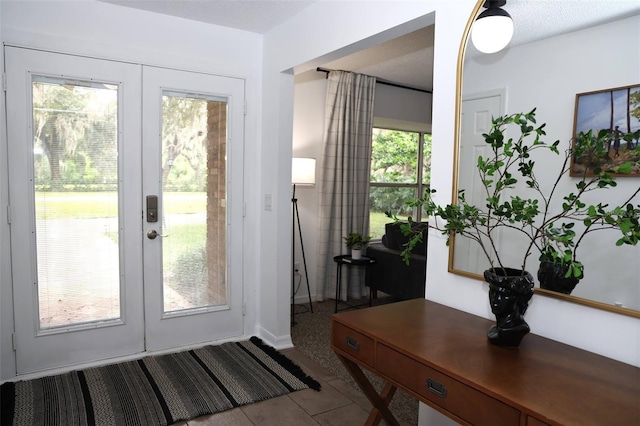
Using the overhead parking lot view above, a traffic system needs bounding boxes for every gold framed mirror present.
[450,0,640,319]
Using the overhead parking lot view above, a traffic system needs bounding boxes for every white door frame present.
[4,47,246,376]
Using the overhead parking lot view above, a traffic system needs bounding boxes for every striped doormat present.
[1,337,320,426]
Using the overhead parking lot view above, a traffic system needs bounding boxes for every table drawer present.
[331,322,375,367]
[376,344,520,426]
[527,416,550,426]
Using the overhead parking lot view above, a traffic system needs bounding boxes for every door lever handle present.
[147,229,168,239]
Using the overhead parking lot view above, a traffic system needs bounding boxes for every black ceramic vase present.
[537,260,583,295]
[484,267,535,347]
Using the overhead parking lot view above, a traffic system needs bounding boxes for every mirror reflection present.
[452,2,640,314]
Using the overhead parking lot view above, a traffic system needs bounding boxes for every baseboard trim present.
[256,326,293,351]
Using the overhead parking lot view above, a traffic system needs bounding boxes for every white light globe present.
[471,14,514,54]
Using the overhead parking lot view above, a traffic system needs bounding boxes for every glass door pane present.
[142,65,243,352]
[161,92,228,313]
[32,76,121,330]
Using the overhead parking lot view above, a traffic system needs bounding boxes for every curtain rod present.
[316,67,432,94]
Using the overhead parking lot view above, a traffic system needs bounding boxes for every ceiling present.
[100,0,320,34]
[99,0,640,92]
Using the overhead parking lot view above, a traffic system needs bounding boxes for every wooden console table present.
[330,299,640,425]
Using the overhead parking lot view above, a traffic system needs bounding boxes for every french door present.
[5,47,244,374]
[141,66,244,352]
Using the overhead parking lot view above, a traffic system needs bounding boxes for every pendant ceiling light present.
[471,0,514,54]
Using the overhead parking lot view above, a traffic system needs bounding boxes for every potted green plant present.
[390,109,640,347]
[343,232,372,260]
[536,128,640,293]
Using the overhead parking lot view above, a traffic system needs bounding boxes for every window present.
[369,128,432,239]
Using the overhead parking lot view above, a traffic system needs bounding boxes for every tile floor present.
[172,347,413,426]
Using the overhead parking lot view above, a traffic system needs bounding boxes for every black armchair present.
[365,222,427,300]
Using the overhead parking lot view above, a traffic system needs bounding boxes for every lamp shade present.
[292,157,316,185]
[471,4,513,54]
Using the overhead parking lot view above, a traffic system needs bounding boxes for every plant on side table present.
[390,109,640,347]
[343,232,372,260]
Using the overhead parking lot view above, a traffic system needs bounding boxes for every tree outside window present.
[369,128,432,238]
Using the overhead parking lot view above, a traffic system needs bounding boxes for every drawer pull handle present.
[346,336,360,351]
[427,378,447,398]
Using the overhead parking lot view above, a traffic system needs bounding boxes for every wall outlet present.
[294,262,300,273]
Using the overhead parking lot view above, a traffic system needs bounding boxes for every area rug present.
[0,337,320,426]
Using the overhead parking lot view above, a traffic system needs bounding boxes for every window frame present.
[369,126,431,239]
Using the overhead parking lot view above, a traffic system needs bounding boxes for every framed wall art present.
[571,84,640,177]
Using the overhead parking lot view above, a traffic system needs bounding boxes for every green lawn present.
[35,192,401,254]
[40,192,209,281]
[369,211,407,239]
[35,192,206,219]
[163,224,206,266]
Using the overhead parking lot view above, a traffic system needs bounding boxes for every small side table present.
[333,254,377,313]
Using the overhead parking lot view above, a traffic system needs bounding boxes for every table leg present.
[335,262,341,313]
[367,265,373,307]
[336,354,400,426]
[366,382,397,425]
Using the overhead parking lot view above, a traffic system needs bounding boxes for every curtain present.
[316,70,376,302]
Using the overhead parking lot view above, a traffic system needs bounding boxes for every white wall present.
[264,0,640,370]
[462,16,640,311]
[291,73,325,304]
[0,0,263,380]
[373,83,432,127]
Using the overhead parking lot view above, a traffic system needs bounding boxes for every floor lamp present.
[291,157,315,325]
